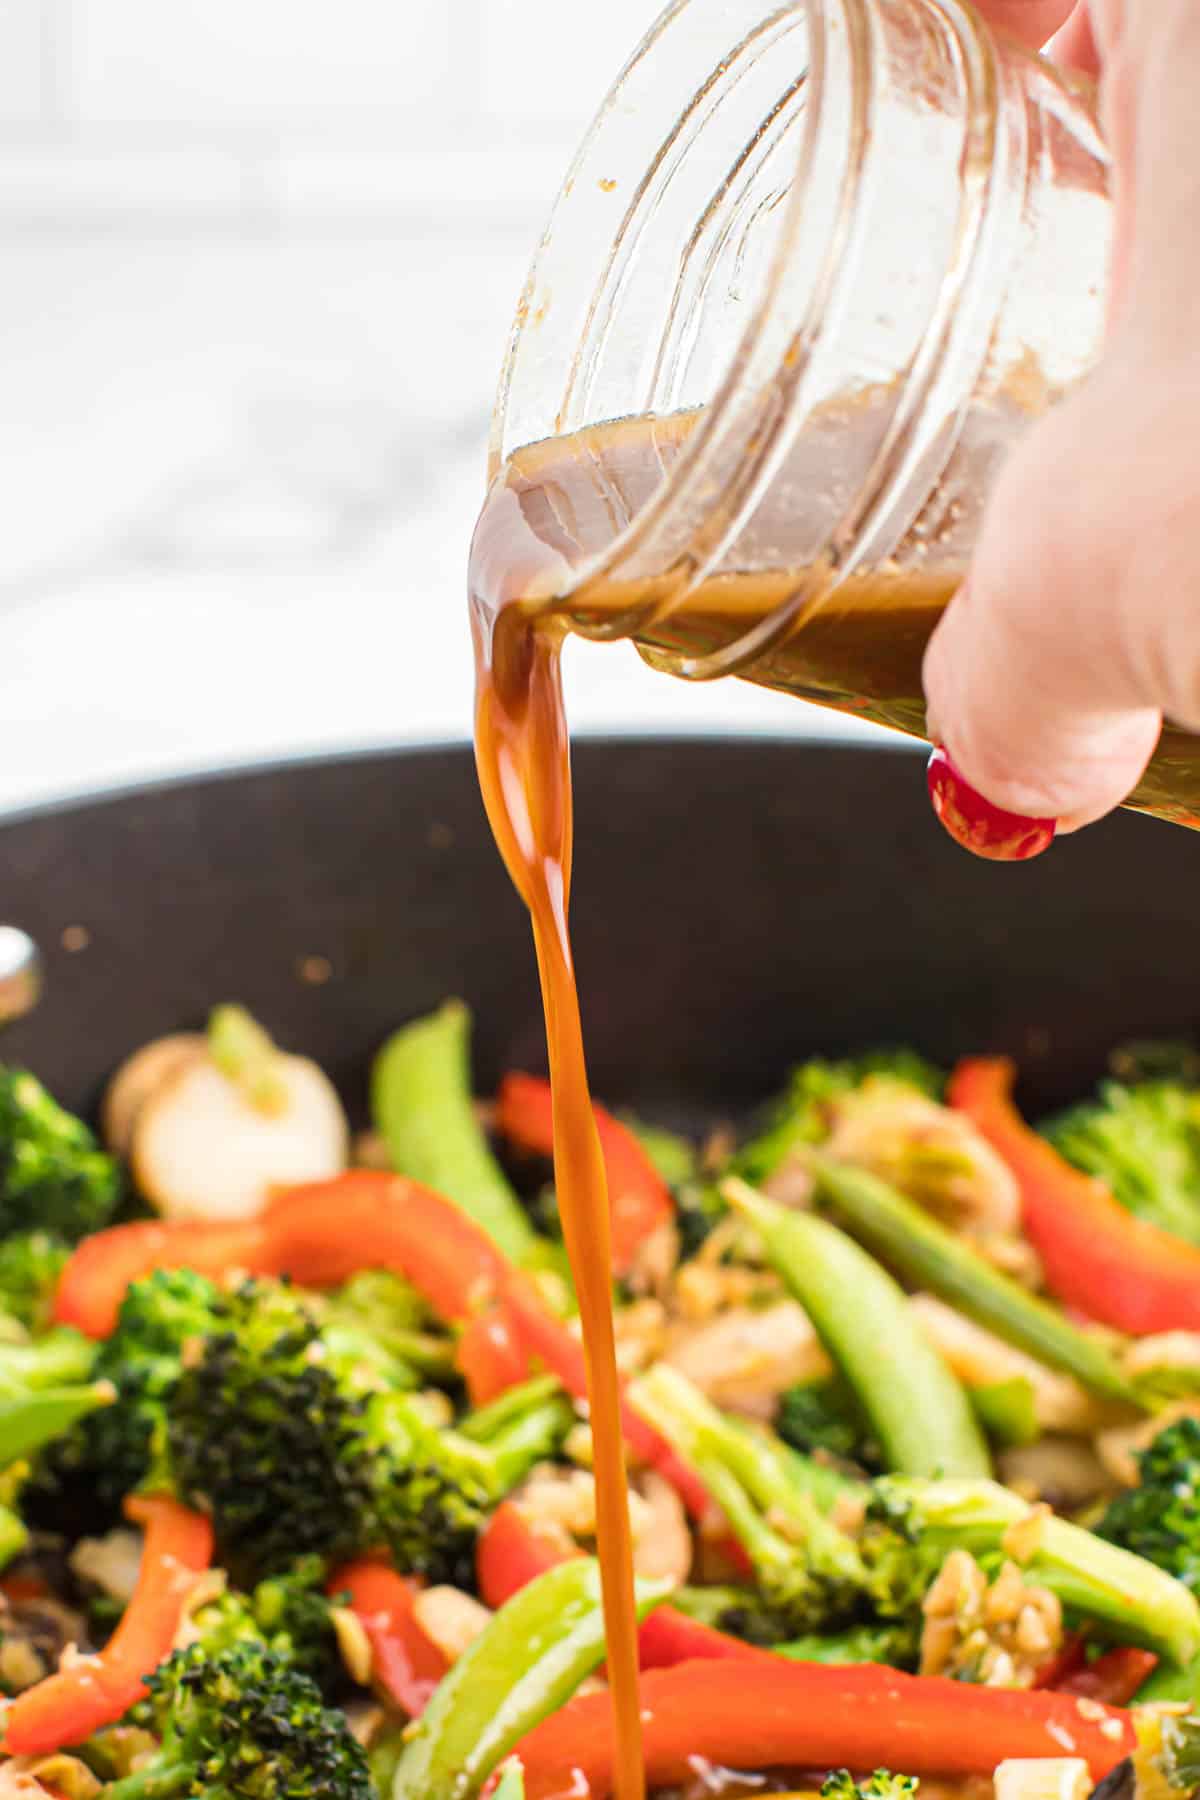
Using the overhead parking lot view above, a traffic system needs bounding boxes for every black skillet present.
[0,738,1196,1126]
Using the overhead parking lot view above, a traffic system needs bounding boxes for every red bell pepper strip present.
[262,1173,508,1321]
[56,1172,509,1341]
[328,1560,447,1717]
[1033,1632,1088,1690]
[3,1494,213,1755]
[1055,1647,1158,1706]
[515,1659,1135,1798]
[55,1218,272,1339]
[495,1075,674,1274]
[458,1307,533,1406]
[477,1502,763,1672]
[950,1058,1200,1332]
[477,1500,572,1608]
[635,1606,766,1671]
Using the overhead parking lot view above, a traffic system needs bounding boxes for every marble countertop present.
[0,235,885,818]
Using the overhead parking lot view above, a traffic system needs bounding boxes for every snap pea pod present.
[371,1002,535,1262]
[0,1380,114,1464]
[724,1180,990,1478]
[392,1559,672,1800]
[809,1154,1144,1408]
[1132,1657,1198,1704]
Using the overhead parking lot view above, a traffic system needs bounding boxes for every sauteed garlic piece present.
[108,1006,347,1221]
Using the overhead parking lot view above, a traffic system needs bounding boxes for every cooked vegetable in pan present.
[5,1011,1200,1799]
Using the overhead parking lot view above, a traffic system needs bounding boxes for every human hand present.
[922,2,1200,843]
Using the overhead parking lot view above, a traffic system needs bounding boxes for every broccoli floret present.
[370,1374,573,1587]
[1099,1416,1200,1591]
[634,1363,1200,1668]
[823,1772,918,1800]
[1158,1711,1200,1796]
[733,1053,944,1186]
[0,1068,121,1242]
[317,1268,453,1385]
[877,1472,1200,1666]
[1045,1080,1200,1244]
[776,1376,884,1475]
[190,1555,343,1696]
[168,1279,571,1586]
[631,1362,907,1647]
[105,1642,371,1800]
[26,1268,225,1531]
[0,1232,69,1334]
[168,1279,377,1584]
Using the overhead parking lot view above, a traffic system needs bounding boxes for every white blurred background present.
[0,0,866,814]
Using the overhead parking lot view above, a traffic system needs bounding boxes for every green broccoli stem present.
[808,1154,1143,1409]
[725,1180,990,1479]
[105,1763,195,1800]
[458,1373,564,1443]
[883,1475,1200,1666]
[371,1002,536,1262]
[0,1325,97,1392]
[207,1005,289,1115]
[0,1379,115,1464]
[0,1499,29,1569]
[472,1393,575,1494]
[631,1363,866,1589]
[774,1622,911,1665]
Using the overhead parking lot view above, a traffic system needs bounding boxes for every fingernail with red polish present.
[926,747,1056,863]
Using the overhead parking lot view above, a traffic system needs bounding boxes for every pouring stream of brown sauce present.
[472,600,646,1800]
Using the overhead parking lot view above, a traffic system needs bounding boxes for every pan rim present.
[0,729,917,831]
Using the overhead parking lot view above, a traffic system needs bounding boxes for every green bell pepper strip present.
[808,1154,1143,1409]
[391,1559,671,1800]
[0,1379,114,1464]
[724,1180,990,1478]
[371,1002,535,1262]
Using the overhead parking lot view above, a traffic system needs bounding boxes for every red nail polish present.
[926,748,1056,862]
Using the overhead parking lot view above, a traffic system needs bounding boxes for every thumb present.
[922,585,1161,836]
[921,375,1165,833]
